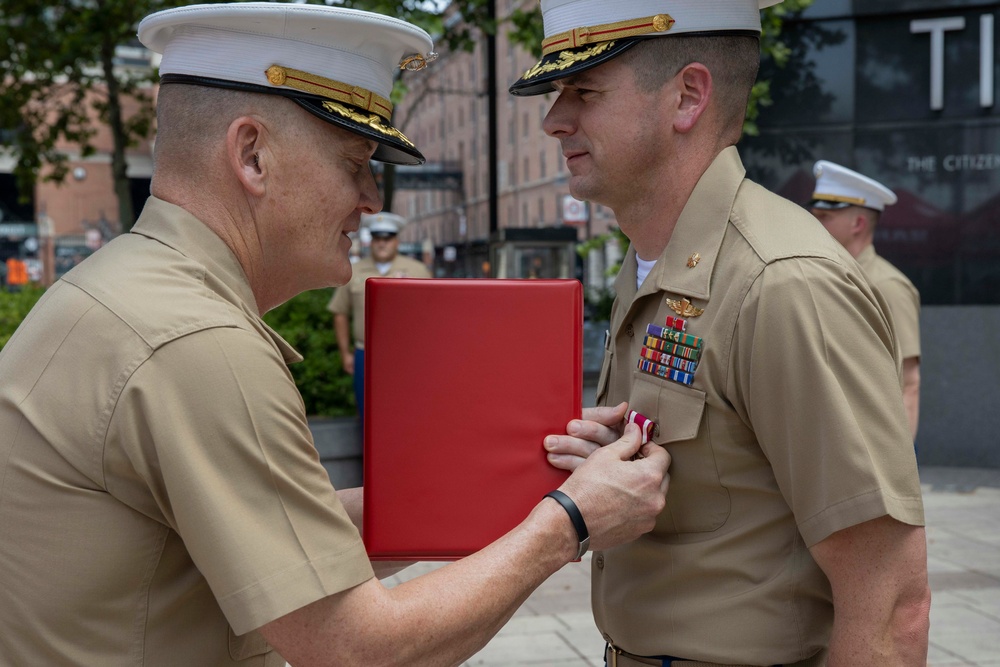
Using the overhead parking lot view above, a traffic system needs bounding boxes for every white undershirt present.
[635,256,658,290]
[375,261,393,275]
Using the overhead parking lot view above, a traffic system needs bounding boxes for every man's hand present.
[556,421,670,552]
[544,401,628,471]
[341,352,355,375]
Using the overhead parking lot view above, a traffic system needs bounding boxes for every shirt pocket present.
[629,372,731,534]
[228,627,273,662]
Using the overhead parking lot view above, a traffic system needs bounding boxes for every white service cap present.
[810,160,898,212]
[363,212,407,235]
[138,2,436,165]
[510,0,783,96]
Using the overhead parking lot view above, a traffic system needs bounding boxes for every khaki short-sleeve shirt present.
[593,148,924,665]
[328,254,431,349]
[0,198,373,666]
[856,244,921,360]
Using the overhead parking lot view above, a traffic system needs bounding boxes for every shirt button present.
[625,324,634,337]
[595,554,605,569]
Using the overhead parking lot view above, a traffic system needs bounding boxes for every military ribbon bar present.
[640,346,699,374]
[626,410,656,444]
[642,335,702,361]
[637,358,695,386]
[645,324,704,351]
[664,315,687,332]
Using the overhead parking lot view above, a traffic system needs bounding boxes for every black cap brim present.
[160,74,424,166]
[509,39,641,97]
[808,199,854,211]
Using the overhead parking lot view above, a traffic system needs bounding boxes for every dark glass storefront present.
[741,0,1000,305]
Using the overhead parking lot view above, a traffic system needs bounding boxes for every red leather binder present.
[362,278,582,560]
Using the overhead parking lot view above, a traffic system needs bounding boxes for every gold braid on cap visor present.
[521,41,617,80]
[521,14,674,81]
[811,193,868,206]
[265,65,393,121]
[320,101,415,148]
[540,14,675,56]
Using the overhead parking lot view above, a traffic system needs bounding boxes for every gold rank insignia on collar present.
[687,252,701,268]
[666,297,704,318]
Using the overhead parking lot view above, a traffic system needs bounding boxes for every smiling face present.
[264,115,383,289]
[542,56,673,211]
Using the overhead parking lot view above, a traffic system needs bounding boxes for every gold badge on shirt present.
[666,297,704,318]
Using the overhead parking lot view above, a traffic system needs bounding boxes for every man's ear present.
[227,117,267,197]
[672,63,713,134]
[852,211,869,236]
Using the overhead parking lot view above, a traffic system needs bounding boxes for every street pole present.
[487,0,498,236]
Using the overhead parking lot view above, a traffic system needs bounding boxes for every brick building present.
[0,46,156,285]
[390,0,622,292]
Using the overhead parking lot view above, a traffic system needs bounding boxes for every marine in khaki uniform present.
[809,160,922,439]
[0,4,673,665]
[329,212,431,424]
[516,1,931,664]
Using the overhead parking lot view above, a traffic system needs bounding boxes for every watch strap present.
[544,490,590,560]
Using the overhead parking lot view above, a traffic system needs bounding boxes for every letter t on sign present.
[911,17,966,111]
[982,15,995,108]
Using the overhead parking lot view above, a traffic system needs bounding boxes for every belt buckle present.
[608,643,623,667]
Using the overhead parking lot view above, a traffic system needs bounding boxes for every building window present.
[522,201,529,226]
[540,149,546,178]
[523,111,529,138]
[523,156,529,183]
[538,197,544,225]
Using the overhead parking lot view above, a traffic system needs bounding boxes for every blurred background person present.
[328,212,431,428]
[809,160,921,439]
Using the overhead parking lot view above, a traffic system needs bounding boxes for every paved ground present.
[382,466,1000,666]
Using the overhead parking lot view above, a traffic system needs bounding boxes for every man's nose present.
[542,93,575,138]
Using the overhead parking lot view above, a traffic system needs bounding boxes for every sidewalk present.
[383,466,1000,666]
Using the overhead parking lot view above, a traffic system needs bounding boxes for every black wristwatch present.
[544,490,590,560]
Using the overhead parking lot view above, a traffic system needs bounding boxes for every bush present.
[0,286,46,351]
[1,285,351,417]
[263,288,356,417]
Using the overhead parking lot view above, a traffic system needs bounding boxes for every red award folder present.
[363,278,582,560]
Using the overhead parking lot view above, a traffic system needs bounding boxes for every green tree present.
[0,0,177,232]
[0,286,45,351]
[262,289,356,417]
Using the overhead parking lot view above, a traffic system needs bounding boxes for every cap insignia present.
[666,297,704,318]
[265,65,393,121]
[522,41,616,81]
[810,193,867,206]
[399,52,439,72]
[541,14,674,56]
[321,101,415,148]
